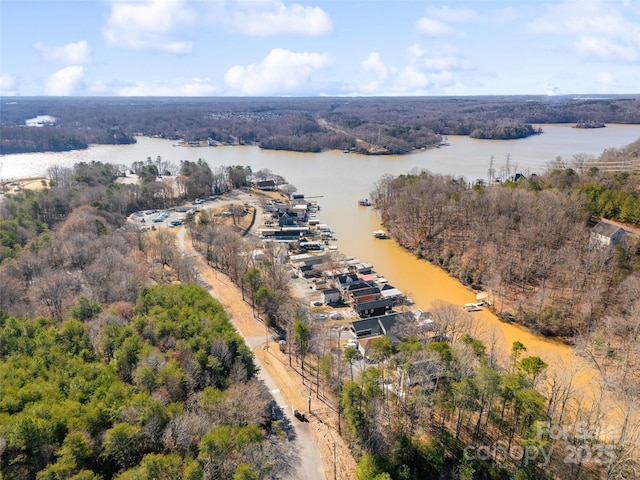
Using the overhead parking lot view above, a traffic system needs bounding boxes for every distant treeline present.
[2,95,640,154]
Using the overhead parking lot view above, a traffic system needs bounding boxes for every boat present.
[358,198,372,206]
[464,303,482,312]
[373,230,388,239]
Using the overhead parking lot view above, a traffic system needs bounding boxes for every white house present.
[589,221,626,251]
[321,288,341,305]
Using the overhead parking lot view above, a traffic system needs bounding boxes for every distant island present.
[574,120,606,129]
[2,95,639,155]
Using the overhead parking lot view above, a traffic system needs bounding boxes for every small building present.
[256,180,276,191]
[379,284,404,304]
[589,220,626,250]
[321,288,341,305]
[291,193,306,206]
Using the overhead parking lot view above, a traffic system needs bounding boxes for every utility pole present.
[333,441,337,480]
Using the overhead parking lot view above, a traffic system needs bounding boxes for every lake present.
[2,124,640,371]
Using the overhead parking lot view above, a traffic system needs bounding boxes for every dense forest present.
[0,161,299,479]
[2,95,639,154]
[0,284,284,480]
[371,139,640,338]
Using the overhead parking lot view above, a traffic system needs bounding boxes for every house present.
[589,220,626,250]
[321,288,341,305]
[343,280,377,303]
[350,285,382,304]
[336,273,360,290]
[278,212,296,227]
[355,298,393,318]
[292,204,308,219]
[357,335,387,359]
[351,318,388,339]
[256,180,276,191]
[291,193,307,206]
[379,283,404,304]
[351,310,435,340]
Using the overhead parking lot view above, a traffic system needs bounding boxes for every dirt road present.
[175,206,356,479]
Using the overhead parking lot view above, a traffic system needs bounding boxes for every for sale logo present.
[463,421,618,467]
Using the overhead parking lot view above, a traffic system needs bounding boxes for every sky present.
[1,0,639,97]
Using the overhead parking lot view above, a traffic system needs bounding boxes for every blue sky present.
[1,0,639,96]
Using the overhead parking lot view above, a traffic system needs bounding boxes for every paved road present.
[174,197,327,480]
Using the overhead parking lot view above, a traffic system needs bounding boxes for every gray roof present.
[592,221,624,238]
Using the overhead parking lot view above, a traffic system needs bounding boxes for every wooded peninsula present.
[2,95,640,154]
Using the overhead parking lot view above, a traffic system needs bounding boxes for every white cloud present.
[351,45,468,95]
[415,18,451,36]
[105,77,221,96]
[407,44,470,72]
[34,40,91,65]
[416,6,477,36]
[102,0,195,53]
[575,37,638,62]
[43,66,85,96]
[225,48,332,95]
[426,6,477,23]
[362,52,389,81]
[0,74,18,96]
[529,0,640,62]
[226,1,332,36]
[394,66,431,92]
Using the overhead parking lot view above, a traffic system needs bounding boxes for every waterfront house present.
[343,280,377,302]
[379,283,404,304]
[355,298,393,318]
[291,193,307,206]
[278,212,296,227]
[350,285,382,304]
[351,310,435,342]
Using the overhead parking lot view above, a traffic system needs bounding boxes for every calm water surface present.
[3,124,640,374]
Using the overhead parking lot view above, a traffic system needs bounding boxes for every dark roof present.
[352,318,383,336]
[355,298,393,314]
[351,310,431,341]
[345,280,375,292]
[336,273,359,285]
[256,180,276,188]
[321,288,340,295]
[351,286,381,298]
[351,312,401,340]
